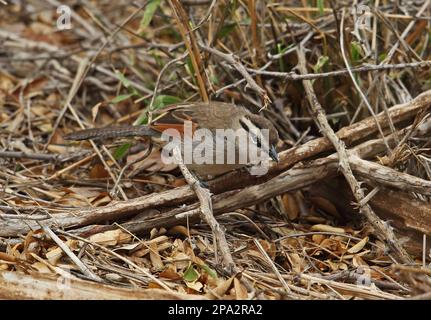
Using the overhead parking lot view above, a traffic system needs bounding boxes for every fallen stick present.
[296,47,411,263]
[0,93,429,237]
[121,127,431,237]
[0,270,204,300]
[173,146,237,272]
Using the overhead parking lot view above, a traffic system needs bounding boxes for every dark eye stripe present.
[240,118,264,147]
[239,119,249,132]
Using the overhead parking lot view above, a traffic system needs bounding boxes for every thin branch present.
[245,60,431,80]
[42,226,102,282]
[169,0,209,102]
[172,147,236,273]
[296,47,412,264]
[339,9,391,152]
[199,43,271,108]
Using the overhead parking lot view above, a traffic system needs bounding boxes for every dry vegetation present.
[0,0,430,300]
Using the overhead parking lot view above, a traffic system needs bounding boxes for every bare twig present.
[172,147,236,273]
[246,60,431,80]
[169,0,209,102]
[253,239,291,295]
[1,95,430,238]
[340,9,391,151]
[0,150,87,163]
[199,43,271,108]
[42,226,102,282]
[57,230,173,292]
[296,47,412,264]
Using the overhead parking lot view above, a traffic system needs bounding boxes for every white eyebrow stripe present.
[239,117,271,150]
[239,117,260,135]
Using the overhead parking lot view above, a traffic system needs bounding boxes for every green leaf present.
[199,264,217,279]
[313,55,329,73]
[115,71,131,88]
[113,143,132,160]
[111,94,133,104]
[135,95,181,125]
[378,53,387,63]
[276,43,289,72]
[185,56,195,82]
[183,264,200,282]
[218,23,236,39]
[153,95,181,109]
[241,17,251,25]
[210,74,219,85]
[350,41,363,64]
[317,0,324,16]
[135,113,149,126]
[140,0,161,29]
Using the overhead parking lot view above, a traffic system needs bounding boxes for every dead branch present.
[245,60,431,80]
[170,0,209,102]
[296,47,412,263]
[0,97,430,239]
[0,270,204,300]
[173,147,236,272]
[199,43,271,108]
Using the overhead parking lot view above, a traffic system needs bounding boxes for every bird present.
[64,101,279,179]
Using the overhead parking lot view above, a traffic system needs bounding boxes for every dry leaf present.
[311,224,345,234]
[67,187,103,199]
[170,252,190,271]
[319,238,345,254]
[195,236,211,253]
[46,246,63,265]
[312,234,326,245]
[47,144,69,154]
[91,194,112,207]
[45,240,77,265]
[159,264,182,280]
[0,72,15,91]
[150,228,159,239]
[257,240,276,260]
[91,102,103,122]
[89,163,109,179]
[353,255,368,267]
[339,262,348,270]
[88,229,131,246]
[149,242,164,271]
[31,262,53,274]
[115,242,141,252]
[277,193,300,220]
[0,252,17,263]
[147,282,163,289]
[205,276,234,299]
[0,264,9,271]
[325,259,341,271]
[310,197,340,217]
[348,237,369,254]
[185,280,203,292]
[287,252,303,273]
[234,278,248,299]
[148,235,170,245]
[11,77,48,98]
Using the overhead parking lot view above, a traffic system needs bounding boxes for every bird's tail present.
[64,125,157,141]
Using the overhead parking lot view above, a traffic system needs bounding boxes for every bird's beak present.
[269,145,279,162]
